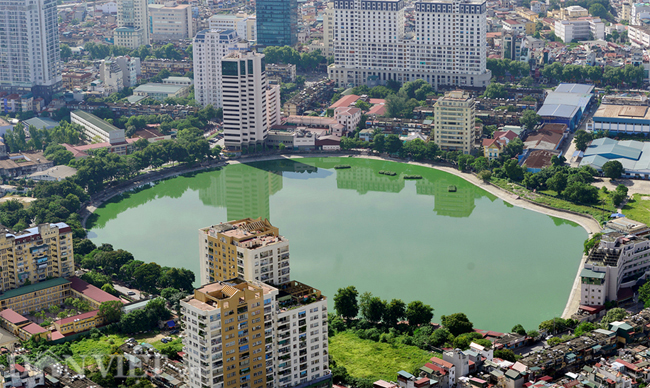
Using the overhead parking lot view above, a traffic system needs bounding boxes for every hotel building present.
[327,0,491,89]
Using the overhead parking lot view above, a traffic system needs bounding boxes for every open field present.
[622,194,650,225]
[329,331,434,381]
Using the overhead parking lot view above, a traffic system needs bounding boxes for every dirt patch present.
[642,196,650,201]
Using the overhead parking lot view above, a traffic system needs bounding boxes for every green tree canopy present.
[334,286,359,319]
[441,313,474,336]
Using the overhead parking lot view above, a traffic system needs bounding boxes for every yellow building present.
[0,309,49,341]
[516,7,540,22]
[0,277,71,315]
[198,218,290,285]
[69,276,122,310]
[0,222,74,293]
[434,90,476,154]
[54,310,104,335]
[181,279,278,388]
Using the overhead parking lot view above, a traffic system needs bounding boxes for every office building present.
[148,1,194,42]
[181,278,330,388]
[193,29,242,108]
[221,51,268,151]
[0,222,74,294]
[208,13,257,41]
[114,0,150,48]
[0,0,62,102]
[433,90,476,154]
[328,0,491,89]
[554,18,604,42]
[198,218,289,285]
[256,0,297,47]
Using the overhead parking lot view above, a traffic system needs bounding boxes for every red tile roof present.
[425,363,447,375]
[329,94,360,109]
[22,323,47,335]
[0,309,29,325]
[430,357,454,369]
[58,310,99,325]
[50,331,65,340]
[13,364,24,373]
[68,276,121,304]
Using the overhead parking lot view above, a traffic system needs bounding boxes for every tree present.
[574,321,596,336]
[60,44,72,61]
[383,299,406,327]
[133,262,162,292]
[385,134,403,155]
[504,159,524,181]
[430,328,453,347]
[373,133,386,153]
[98,300,124,323]
[477,170,492,182]
[589,3,608,18]
[441,313,473,336]
[583,233,602,255]
[546,172,568,194]
[484,83,507,99]
[519,109,541,131]
[359,293,385,323]
[494,349,517,362]
[334,286,359,319]
[574,129,593,151]
[510,324,525,336]
[101,283,118,296]
[563,182,599,204]
[405,301,434,326]
[601,307,627,325]
[602,160,624,180]
[279,142,286,151]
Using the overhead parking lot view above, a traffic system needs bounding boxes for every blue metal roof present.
[554,83,595,94]
[537,103,580,119]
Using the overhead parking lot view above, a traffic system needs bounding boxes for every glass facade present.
[256,0,297,47]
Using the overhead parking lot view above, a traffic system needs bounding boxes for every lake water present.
[88,157,587,332]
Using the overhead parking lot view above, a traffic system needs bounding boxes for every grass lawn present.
[329,331,433,381]
[621,194,650,225]
[492,178,613,224]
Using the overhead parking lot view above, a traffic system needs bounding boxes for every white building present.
[502,19,526,33]
[267,84,282,127]
[530,1,544,14]
[163,76,193,86]
[148,1,194,41]
[97,1,117,13]
[631,3,650,25]
[114,0,150,48]
[327,0,491,89]
[0,0,62,102]
[71,110,126,144]
[99,59,124,94]
[115,56,141,87]
[208,13,257,41]
[629,25,650,48]
[554,18,604,42]
[434,90,476,154]
[334,107,361,133]
[193,29,242,108]
[221,51,268,152]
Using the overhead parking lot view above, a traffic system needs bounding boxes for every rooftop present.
[134,83,187,94]
[0,309,29,325]
[23,117,59,130]
[0,278,70,301]
[594,104,650,120]
[202,217,286,249]
[57,310,99,325]
[68,276,122,304]
[28,165,78,180]
[72,110,121,134]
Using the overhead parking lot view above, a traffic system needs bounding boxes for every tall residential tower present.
[114,0,150,48]
[193,29,241,108]
[328,0,491,89]
[0,0,62,102]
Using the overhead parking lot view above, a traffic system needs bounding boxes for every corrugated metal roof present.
[537,103,580,118]
[554,83,595,94]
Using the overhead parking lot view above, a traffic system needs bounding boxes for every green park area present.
[329,331,434,382]
[622,194,650,225]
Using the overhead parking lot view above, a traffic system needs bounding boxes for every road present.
[113,283,144,300]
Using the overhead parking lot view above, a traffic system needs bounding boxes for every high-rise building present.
[0,0,62,102]
[433,90,476,154]
[322,3,334,57]
[256,0,297,47]
[114,56,141,88]
[208,13,257,41]
[221,51,268,152]
[328,0,491,89]
[114,0,150,48]
[181,278,330,388]
[148,1,194,42]
[193,29,242,108]
[0,223,74,293]
[198,218,289,286]
[266,84,282,127]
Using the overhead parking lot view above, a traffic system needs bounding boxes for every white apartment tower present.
[0,0,62,102]
[193,29,241,108]
[266,84,282,127]
[114,0,150,48]
[221,51,268,152]
[328,0,491,89]
[322,3,334,57]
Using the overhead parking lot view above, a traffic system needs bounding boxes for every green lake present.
[88,157,587,332]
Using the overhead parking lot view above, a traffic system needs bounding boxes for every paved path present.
[592,177,650,196]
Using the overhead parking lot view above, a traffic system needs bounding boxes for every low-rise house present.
[482,130,519,160]
[28,165,78,182]
[0,151,54,178]
[335,107,362,133]
[519,149,562,172]
[1,364,45,388]
[133,83,190,101]
[68,276,122,310]
[523,124,568,151]
[54,310,105,335]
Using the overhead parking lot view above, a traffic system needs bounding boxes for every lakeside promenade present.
[81,152,600,320]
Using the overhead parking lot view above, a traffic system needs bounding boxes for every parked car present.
[170,329,179,335]
[128,291,136,296]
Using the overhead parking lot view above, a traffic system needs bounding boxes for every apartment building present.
[0,222,74,293]
[99,59,124,94]
[181,278,330,388]
[115,56,141,88]
[433,90,476,154]
[267,84,282,127]
[0,0,62,102]
[554,18,605,43]
[221,51,269,151]
[193,29,242,108]
[208,13,257,41]
[114,0,150,48]
[148,1,194,41]
[328,0,491,89]
[581,219,650,306]
[322,3,334,57]
[198,218,290,286]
